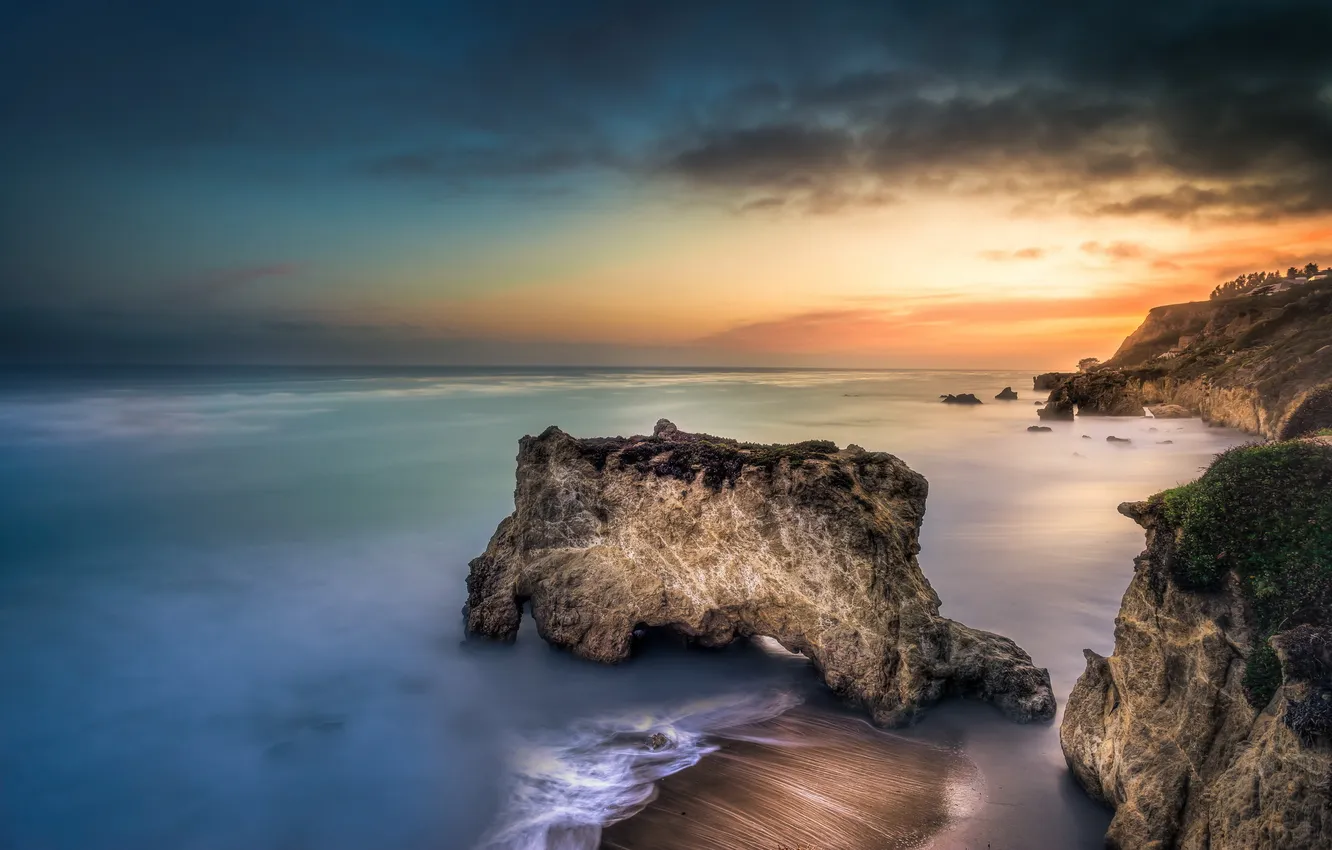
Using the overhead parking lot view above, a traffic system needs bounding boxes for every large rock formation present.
[1036,281,1332,437]
[465,420,1055,727]
[1034,372,1074,391]
[1061,443,1332,849]
[1037,371,1147,420]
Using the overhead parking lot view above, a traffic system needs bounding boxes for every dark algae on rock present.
[1061,440,1332,849]
[464,420,1055,727]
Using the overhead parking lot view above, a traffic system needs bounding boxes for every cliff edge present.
[465,419,1055,727]
[1037,281,1332,437]
[1061,441,1332,848]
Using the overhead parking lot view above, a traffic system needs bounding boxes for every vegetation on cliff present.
[1159,441,1332,708]
[1211,262,1324,300]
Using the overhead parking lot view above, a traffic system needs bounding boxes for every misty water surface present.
[0,368,1248,849]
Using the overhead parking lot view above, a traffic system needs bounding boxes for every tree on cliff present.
[1077,357,1101,372]
[1209,264,1323,299]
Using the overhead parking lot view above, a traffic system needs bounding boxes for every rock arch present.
[464,421,1054,726]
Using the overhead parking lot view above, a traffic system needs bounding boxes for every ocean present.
[0,367,1249,849]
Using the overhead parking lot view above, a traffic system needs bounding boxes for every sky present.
[3,0,1332,368]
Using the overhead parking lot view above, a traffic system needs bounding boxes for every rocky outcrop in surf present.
[1061,442,1332,849]
[1034,372,1073,391]
[1036,281,1332,437]
[464,419,1055,727]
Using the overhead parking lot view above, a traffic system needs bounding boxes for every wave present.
[473,689,803,850]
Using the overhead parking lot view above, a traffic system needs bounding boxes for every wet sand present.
[601,706,981,850]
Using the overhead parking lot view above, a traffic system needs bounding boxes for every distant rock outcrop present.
[1036,371,1147,420]
[940,393,983,405]
[464,420,1056,727]
[1034,372,1073,391]
[995,387,1019,400]
[1148,403,1193,419]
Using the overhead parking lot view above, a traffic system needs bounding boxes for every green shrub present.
[1243,639,1283,708]
[1160,441,1332,707]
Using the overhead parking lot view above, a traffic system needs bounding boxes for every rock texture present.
[1036,281,1332,437]
[1147,404,1193,419]
[1034,372,1074,391]
[465,420,1055,727]
[1061,501,1332,849]
[1038,371,1147,420]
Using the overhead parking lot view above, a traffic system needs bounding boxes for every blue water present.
[0,368,1248,849]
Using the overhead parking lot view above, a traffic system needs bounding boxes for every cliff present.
[1061,441,1332,848]
[465,419,1055,727]
[1037,280,1332,438]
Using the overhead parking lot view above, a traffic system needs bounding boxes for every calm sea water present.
[0,368,1249,849]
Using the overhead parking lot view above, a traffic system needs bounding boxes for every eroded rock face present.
[465,420,1055,727]
[1147,403,1192,419]
[1037,284,1332,437]
[1037,371,1147,420]
[1061,501,1332,849]
[1034,372,1074,391]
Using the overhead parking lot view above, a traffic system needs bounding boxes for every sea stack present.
[464,420,1055,727]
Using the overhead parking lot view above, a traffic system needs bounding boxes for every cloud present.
[667,124,857,187]
[981,247,1048,261]
[6,0,1332,221]
[1080,241,1145,259]
[694,280,1214,358]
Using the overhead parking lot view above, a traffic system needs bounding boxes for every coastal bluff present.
[464,419,1055,727]
[1035,280,1332,437]
[1062,443,1332,849]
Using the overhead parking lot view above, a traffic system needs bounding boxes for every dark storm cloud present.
[667,125,857,187]
[655,2,1332,217]
[6,0,1331,214]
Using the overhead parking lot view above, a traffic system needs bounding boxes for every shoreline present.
[600,706,981,850]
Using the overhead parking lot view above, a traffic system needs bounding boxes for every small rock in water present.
[1027,425,1052,432]
[1107,436,1132,443]
[940,393,983,405]
[645,732,672,751]
[995,387,1019,400]
[1157,440,1174,444]
[1081,435,1092,439]
[1148,403,1192,419]
[1072,452,1085,458]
